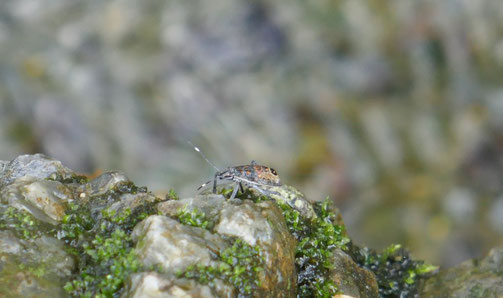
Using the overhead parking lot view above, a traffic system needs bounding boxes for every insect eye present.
[271,168,277,175]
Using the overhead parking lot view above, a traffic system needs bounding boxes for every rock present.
[0,232,75,298]
[77,171,130,198]
[132,215,228,272]
[329,248,379,298]
[1,178,73,224]
[158,195,226,222]
[0,154,75,225]
[215,199,297,297]
[123,272,218,298]
[251,185,318,220]
[158,195,297,297]
[419,246,503,297]
[0,230,23,255]
[0,154,74,188]
[0,154,441,297]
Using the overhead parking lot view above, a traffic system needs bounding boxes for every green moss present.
[18,261,48,278]
[279,198,350,297]
[57,183,159,297]
[348,243,438,297]
[217,187,349,297]
[59,203,95,246]
[176,205,212,229]
[64,228,140,297]
[469,283,491,298]
[165,188,179,200]
[0,206,43,240]
[178,238,263,296]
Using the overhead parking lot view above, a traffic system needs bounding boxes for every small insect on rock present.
[191,143,281,200]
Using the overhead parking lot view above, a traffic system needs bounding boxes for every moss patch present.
[279,198,350,297]
[219,187,350,297]
[175,205,212,229]
[178,238,264,296]
[57,183,160,297]
[0,206,45,240]
[348,243,438,297]
[165,188,179,200]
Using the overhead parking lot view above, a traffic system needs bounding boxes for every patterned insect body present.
[190,142,316,219]
[190,143,281,199]
[211,161,281,193]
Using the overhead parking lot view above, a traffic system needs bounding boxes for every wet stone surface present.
[157,195,297,297]
[131,215,229,273]
[0,153,487,297]
[329,248,379,298]
[0,154,74,188]
[123,272,217,298]
[419,246,503,297]
[1,178,73,224]
[0,231,75,297]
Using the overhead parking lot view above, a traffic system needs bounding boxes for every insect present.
[190,143,281,200]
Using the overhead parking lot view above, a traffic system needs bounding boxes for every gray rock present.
[0,154,443,297]
[106,192,161,219]
[0,230,24,255]
[0,178,73,224]
[158,195,297,297]
[419,246,503,297]
[158,195,226,221]
[329,248,379,298]
[77,171,130,198]
[217,200,297,296]
[0,154,74,188]
[132,215,228,273]
[123,272,218,298]
[0,233,75,298]
[251,185,318,220]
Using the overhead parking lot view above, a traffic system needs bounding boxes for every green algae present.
[219,186,350,297]
[1,173,440,297]
[0,206,44,240]
[178,238,264,296]
[279,198,350,297]
[63,228,140,297]
[174,188,266,296]
[175,205,212,229]
[57,182,160,297]
[165,188,179,200]
[348,242,438,297]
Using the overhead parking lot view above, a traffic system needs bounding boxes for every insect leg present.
[249,184,274,196]
[213,172,219,194]
[239,182,244,193]
[230,183,240,200]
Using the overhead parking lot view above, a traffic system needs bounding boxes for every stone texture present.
[1,178,73,224]
[419,246,503,297]
[329,248,379,298]
[0,154,74,188]
[123,272,218,298]
[132,215,228,272]
[158,195,297,297]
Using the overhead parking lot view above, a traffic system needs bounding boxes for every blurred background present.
[1,0,503,268]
